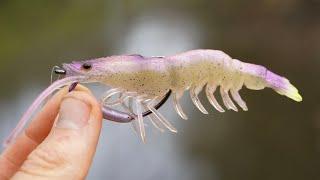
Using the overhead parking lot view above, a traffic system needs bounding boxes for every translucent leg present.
[230,89,248,111]
[173,91,188,120]
[102,88,122,103]
[104,92,137,106]
[190,85,208,114]
[135,99,146,142]
[220,87,238,111]
[144,102,177,133]
[148,114,165,132]
[205,84,225,112]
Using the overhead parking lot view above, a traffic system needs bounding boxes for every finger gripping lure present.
[4,49,302,145]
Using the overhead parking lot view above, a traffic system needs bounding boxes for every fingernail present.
[56,98,90,129]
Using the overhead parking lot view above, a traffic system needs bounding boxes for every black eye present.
[82,63,92,70]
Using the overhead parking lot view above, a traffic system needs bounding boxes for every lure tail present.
[241,62,302,102]
[265,70,302,102]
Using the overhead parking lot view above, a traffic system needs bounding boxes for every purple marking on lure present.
[69,82,78,92]
[265,70,286,89]
[102,106,134,123]
[128,54,145,59]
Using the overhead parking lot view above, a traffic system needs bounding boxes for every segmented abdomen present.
[168,49,238,91]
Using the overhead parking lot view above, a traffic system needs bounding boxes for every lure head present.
[56,58,111,83]
[55,55,146,85]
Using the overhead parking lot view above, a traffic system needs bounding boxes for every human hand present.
[0,85,102,179]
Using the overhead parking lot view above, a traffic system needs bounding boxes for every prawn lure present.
[4,49,302,145]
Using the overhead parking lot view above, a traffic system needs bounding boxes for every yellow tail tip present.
[286,84,302,102]
[265,70,302,102]
[276,83,302,102]
[290,91,303,102]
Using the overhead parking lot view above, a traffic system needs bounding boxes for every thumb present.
[13,91,102,180]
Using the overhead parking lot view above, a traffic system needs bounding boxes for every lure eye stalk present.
[53,66,66,75]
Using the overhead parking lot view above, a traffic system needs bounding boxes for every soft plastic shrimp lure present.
[4,49,302,145]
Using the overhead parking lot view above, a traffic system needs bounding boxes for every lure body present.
[64,49,301,109]
[64,50,301,101]
[4,49,302,145]
[61,49,302,141]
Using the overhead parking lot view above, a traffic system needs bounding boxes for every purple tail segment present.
[265,70,302,102]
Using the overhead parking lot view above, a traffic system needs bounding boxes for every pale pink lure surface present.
[4,49,302,145]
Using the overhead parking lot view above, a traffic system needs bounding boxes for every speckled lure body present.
[64,50,301,100]
[4,49,302,145]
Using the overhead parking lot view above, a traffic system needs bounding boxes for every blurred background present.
[0,0,319,179]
